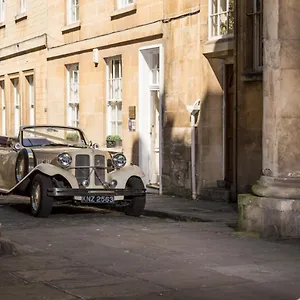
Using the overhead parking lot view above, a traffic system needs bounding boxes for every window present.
[66,64,79,128]
[117,0,134,9]
[106,57,122,137]
[209,0,234,38]
[151,53,160,86]
[20,0,26,14]
[26,75,35,125]
[247,0,263,71]
[67,0,79,24]
[0,81,5,135]
[0,0,5,23]
[11,78,20,136]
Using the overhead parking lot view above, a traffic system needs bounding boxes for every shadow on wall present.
[129,89,223,199]
[162,91,220,198]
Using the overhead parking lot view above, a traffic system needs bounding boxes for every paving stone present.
[0,271,27,286]
[65,279,170,299]
[13,267,106,282]
[0,283,77,300]
[48,274,126,289]
[137,268,251,290]
[0,254,83,271]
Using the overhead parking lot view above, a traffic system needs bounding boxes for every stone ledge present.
[61,21,81,34]
[238,194,300,238]
[15,12,27,23]
[110,4,137,20]
[0,34,47,61]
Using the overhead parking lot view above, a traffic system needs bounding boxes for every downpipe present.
[187,99,202,200]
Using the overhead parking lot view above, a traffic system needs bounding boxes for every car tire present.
[124,177,146,217]
[30,174,53,218]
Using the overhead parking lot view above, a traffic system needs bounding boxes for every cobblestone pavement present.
[0,203,300,299]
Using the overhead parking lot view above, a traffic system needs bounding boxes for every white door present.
[139,45,163,189]
[149,90,160,184]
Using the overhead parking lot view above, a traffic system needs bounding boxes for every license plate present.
[81,195,114,204]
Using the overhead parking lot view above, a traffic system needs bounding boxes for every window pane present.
[220,0,227,12]
[211,0,217,14]
[211,15,218,36]
[107,57,122,137]
[220,12,228,35]
[209,0,234,38]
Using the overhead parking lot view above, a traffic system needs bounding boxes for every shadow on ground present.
[8,203,117,216]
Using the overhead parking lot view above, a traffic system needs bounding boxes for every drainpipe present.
[187,99,202,200]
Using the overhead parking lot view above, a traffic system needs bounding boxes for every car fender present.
[0,163,79,195]
[108,165,145,188]
[32,164,79,188]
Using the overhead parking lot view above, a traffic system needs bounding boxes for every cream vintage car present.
[0,125,146,217]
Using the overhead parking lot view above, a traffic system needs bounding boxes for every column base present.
[252,175,300,199]
[238,194,300,238]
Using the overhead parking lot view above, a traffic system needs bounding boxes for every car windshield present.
[21,126,88,147]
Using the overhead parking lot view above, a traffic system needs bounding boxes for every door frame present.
[138,44,164,195]
[222,59,236,187]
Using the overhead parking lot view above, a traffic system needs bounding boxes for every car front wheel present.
[124,177,146,217]
[30,174,53,218]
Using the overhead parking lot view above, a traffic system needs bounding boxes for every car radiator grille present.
[75,155,90,185]
[94,155,105,185]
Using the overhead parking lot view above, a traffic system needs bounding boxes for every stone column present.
[239,0,300,238]
[252,0,300,198]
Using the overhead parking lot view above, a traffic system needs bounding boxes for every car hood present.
[31,147,107,165]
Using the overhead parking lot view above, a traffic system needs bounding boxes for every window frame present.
[117,0,134,10]
[0,0,5,23]
[66,0,79,25]
[66,64,80,128]
[20,0,26,14]
[208,0,234,40]
[0,80,5,135]
[26,75,35,126]
[247,0,263,72]
[11,78,20,137]
[106,56,123,137]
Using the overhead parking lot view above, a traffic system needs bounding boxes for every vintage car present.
[0,125,146,218]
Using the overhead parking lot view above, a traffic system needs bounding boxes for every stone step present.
[200,187,231,202]
[216,180,232,189]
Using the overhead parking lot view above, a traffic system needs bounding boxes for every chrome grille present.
[94,155,105,185]
[75,155,90,185]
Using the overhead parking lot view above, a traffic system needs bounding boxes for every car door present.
[0,139,19,190]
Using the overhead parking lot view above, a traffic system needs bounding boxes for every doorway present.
[150,90,160,184]
[224,64,234,184]
[139,45,163,191]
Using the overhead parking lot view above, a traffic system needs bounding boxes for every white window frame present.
[0,81,5,135]
[67,0,79,24]
[0,0,5,23]
[66,64,79,128]
[117,0,134,9]
[12,78,20,137]
[150,52,160,87]
[106,57,122,137]
[247,0,263,71]
[209,0,234,39]
[26,75,35,126]
[20,0,26,14]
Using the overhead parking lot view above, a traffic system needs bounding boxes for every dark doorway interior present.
[225,64,234,184]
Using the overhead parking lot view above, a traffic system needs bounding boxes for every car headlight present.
[57,152,72,168]
[112,153,126,169]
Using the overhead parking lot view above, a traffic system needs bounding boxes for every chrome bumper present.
[47,188,146,198]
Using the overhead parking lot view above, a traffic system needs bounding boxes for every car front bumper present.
[47,188,146,198]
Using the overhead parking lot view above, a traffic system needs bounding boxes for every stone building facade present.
[0,0,265,202]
